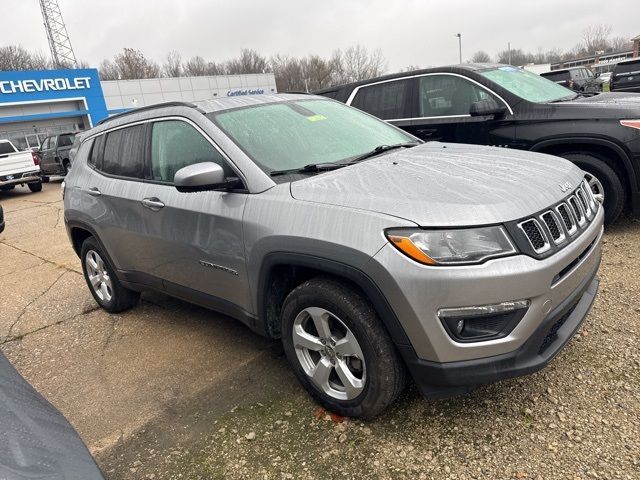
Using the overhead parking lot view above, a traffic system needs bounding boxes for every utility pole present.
[455,33,462,64]
[38,0,78,69]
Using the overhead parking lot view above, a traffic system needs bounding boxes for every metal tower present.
[38,0,78,68]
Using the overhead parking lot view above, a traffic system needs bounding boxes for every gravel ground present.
[101,216,640,480]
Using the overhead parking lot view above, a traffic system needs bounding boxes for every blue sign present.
[0,68,108,126]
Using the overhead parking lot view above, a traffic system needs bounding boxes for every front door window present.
[419,75,492,117]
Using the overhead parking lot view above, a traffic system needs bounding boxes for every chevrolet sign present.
[0,77,92,95]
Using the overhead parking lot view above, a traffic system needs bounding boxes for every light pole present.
[455,33,462,64]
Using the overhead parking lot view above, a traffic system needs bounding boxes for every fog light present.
[438,300,530,342]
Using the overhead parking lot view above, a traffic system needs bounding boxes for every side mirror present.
[174,162,229,193]
[469,99,507,117]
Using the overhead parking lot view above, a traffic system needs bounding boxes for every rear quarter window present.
[101,125,146,179]
[351,80,411,120]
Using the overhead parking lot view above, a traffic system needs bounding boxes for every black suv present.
[317,64,640,223]
[541,67,603,92]
[610,58,640,93]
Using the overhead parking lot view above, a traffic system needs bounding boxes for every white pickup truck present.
[0,140,42,193]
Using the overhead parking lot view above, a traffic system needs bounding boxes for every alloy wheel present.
[85,250,113,302]
[292,307,366,400]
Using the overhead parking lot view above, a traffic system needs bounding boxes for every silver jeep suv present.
[64,94,603,417]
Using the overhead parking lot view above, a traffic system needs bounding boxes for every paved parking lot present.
[1,181,639,479]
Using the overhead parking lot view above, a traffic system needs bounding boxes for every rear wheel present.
[561,152,625,224]
[281,277,406,418]
[28,182,42,192]
[62,159,71,175]
[0,185,15,191]
[80,236,140,313]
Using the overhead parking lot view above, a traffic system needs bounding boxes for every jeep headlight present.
[386,226,517,266]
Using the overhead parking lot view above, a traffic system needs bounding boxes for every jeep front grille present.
[518,219,550,253]
[517,179,598,255]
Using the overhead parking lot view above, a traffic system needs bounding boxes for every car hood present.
[290,143,584,227]
[558,91,640,114]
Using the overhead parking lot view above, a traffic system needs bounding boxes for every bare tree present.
[401,64,422,72]
[609,36,632,53]
[98,59,119,80]
[333,45,386,84]
[496,48,533,66]
[225,49,268,74]
[582,24,613,54]
[99,48,160,80]
[182,56,225,76]
[0,45,51,70]
[470,51,491,63]
[163,50,182,77]
[270,54,305,91]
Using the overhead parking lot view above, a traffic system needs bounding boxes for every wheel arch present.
[531,137,638,203]
[257,252,411,347]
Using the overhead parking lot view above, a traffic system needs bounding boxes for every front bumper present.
[0,171,41,187]
[399,267,599,398]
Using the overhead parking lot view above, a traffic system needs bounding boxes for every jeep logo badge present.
[559,181,572,193]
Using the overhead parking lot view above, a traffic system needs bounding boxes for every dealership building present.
[0,68,277,150]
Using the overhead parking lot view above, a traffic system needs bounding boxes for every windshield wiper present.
[270,162,347,177]
[348,142,420,164]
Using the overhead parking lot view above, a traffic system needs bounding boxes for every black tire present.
[42,176,50,183]
[281,277,406,418]
[80,236,140,313]
[0,185,15,191]
[561,152,625,224]
[62,159,71,175]
[28,182,42,192]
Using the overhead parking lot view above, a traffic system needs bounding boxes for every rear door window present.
[101,125,146,179]
[614,60,640,75]
[58,134,75,147]
[350,79,411,120]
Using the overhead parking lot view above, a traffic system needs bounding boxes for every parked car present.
[0,139,42,193]
[540,67,603,92]
[0,351,104,479]
[316,64,640,224]
[36,132,76,182]
[599,71,613,86]
[610,58,640,93]
[64,96,603,417]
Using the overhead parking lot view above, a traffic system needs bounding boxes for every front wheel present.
[561,152,625,224]
[281,277,406,418]
[28,182,42,192]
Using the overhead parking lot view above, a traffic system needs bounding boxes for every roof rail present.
[96,101,203,126]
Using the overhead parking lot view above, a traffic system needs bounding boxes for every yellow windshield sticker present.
[307,114,327,122]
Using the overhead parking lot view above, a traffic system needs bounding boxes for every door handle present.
[141,197,165,211]
[87,187,101,197]
[416,128,438,137]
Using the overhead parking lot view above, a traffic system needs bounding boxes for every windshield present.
[481,66,575,103]
[209,99,414,173]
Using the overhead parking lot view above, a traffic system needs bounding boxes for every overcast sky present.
[6,0,640,71]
